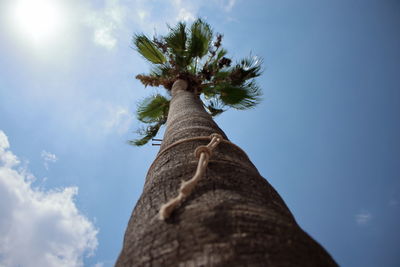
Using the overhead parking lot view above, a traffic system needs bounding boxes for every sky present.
[0,0,399,266]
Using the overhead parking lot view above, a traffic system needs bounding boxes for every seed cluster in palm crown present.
[131,18,263,146]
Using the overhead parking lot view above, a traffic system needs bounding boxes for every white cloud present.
[0,130,11,150]
[84,0,126,49]
[0,130,98,267]
[70,99,133,137]
[41,150,58,170]
[137,9,148,21]
[102,105,133,135]
[0,133,19,168]
[223,0,236,12]
[176,7,196,22]
[129,0,237,34]
[170,0,237,21]
[172,0,196,22]
[355,211,372,225]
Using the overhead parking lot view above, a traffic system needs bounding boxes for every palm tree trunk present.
[116,79,337,266]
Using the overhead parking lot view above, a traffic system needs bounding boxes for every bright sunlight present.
[11,0,65,44]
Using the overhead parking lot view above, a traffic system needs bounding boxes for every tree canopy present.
[131,18,263,146]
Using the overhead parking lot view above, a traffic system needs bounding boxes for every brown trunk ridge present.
[116,79,337,266]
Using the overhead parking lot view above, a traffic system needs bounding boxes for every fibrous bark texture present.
[116,80,337,266]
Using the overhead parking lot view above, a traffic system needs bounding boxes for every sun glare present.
[12,0,65,44]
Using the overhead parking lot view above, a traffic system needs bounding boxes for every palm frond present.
[131,94,169,146]
[230,56,263,85]
[134,34,167,64]
[213,71,230,81]
[188,19,213,59]
[217,81,262,110]
[165,22,187,55]
[129,121,163,146]
[150,64,172,77]
[202,86,218,98]
[137,94,170,123]
[165,22,191,70]
[205,99,225,116]
[240,55,263,77]
[216,48,227,60]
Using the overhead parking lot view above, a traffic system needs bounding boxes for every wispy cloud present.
[355,211,372,225]
[0,135,19,168]
[170,0,237,22]
[129,0,237,34]
[102,105,133,135]
[84,0,126,49]
[223,0,236,12]
[41,150,58,170]
[172,0,197,22]
[0,130,98,267]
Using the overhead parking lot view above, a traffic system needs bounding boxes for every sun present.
[11,0,65,44]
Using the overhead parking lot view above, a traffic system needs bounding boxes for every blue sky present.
[0,0,399,266]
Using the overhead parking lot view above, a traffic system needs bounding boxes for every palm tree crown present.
[131,18,263,146]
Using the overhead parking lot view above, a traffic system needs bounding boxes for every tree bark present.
[116,80,337,266]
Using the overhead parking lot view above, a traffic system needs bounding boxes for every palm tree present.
[117,19,337,266]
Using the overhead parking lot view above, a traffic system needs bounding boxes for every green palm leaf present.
[188,19,213,59]
[217,81,262,110]
[129,121,163,146]
[213,70,230,82]
[134,34,167,64]
[230,56,263,85]
[150,64,172,77]
[165,22,190,69]
[137,94,170,123]
[202,86,215,98]
[216,48,227,60]
[205,99,225,116]
[165,22,187,55]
